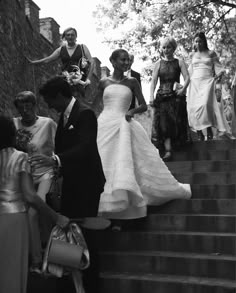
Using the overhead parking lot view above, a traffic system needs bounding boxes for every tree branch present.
[207,7,234,33]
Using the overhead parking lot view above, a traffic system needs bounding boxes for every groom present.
[31,75,105,219]
[31,75,105,293]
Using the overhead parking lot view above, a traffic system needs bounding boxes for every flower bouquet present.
[15,128,33,152]
[62,66,90,88]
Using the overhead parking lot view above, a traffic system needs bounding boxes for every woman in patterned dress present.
[150,37,190,160]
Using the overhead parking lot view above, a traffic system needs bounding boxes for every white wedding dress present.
[97,84,191,219]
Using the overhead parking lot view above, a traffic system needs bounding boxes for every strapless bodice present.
[102,84,132,117]
[191,56,214,78]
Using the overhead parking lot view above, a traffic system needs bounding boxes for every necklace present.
[109,76,127,83]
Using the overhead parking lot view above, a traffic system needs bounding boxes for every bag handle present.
[81,44,86,58]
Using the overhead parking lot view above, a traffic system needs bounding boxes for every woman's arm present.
[20,172,69,227]
[177,59,190,96]
[188,52,194,77]
[29,47,61,65]
[149,60,160,103]
[125,78,147,121]
[210,51,225,81]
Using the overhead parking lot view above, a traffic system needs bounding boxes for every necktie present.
[63,113,69,127]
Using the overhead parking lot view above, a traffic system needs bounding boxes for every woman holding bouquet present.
[13,91,57,273]
[28,27,93,99]
[150,37,190,161]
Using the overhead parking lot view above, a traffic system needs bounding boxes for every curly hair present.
[39,75,72,99]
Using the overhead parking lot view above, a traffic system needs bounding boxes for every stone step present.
[179,140,236,151]
[125,214,236,233]
[100,272,236,293]
[93,231,236,255]
[172,149,236,161]
[191,184,236,199]
[173,172,236,184]
[166,160,236,173]
[148,199,236,215]
[99,251,236,280]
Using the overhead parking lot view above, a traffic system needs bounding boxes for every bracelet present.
[52,154,59,167]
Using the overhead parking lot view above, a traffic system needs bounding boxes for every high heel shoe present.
[207,128,213,140]
[197,131,205,141]
[163,151,172,162]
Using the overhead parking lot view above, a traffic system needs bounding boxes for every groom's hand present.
[29,154,55,169]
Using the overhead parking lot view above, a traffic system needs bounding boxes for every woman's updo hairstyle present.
[62,27,77,39]
[160,37,178,52]
[109,49,128,63]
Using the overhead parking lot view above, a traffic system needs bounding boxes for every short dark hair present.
[39,75,72,100]
[62,27,77,39]
[14,91,36,108]
[0,115,16,150]
[193,31,209,51]
[109,49,128,63]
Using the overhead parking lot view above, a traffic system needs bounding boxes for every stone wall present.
[0,0,101,119]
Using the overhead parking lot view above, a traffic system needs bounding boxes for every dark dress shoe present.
[207,128,213,140]
[163,151,172,162]
[197,131,205,141]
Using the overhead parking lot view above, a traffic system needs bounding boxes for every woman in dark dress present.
[29,27,92,99]
[150,37,190,161]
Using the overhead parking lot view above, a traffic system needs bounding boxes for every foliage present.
[93,0,236,80]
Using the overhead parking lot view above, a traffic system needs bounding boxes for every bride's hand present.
[125,111,134,122]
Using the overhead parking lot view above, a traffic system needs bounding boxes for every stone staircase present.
[95,140,236,293]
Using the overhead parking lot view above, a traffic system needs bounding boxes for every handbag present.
[48,238,83,269]
[46,175,61,212]
[79,45,90,78]
[42,223,90,274]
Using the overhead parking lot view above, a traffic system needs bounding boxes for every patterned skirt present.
[152,92,189,150]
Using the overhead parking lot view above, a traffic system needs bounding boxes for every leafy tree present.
[93,0,236,80]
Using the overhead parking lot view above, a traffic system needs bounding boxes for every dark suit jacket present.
[129,69,142,110]
[55,100,105,218]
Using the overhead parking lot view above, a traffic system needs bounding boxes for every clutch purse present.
[42,223,90,275]
[48,239,83,269]
[46,175,61,212]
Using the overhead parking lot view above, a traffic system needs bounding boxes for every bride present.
[95,49,191,220]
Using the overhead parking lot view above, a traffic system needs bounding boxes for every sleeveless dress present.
[187,53,230,134]
[60,44,88,99]
[97,84,191,219]
[152,58,189,149]
[0,148,30,293]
